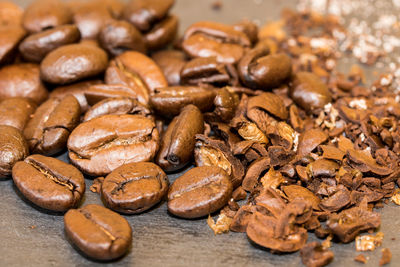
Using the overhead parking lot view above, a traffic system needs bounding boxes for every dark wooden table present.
[1,0,399,266]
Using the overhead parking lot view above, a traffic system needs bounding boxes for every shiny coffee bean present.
[83,96,152,122]
[0,63,48,104]
[99,20,146,56]
[64,204,132,260]
[238,44,292,89]
[290,72,332,113]
[101,162,169,214]
[19,24,81,63]
[233,19,259,44]
[123,0,175,31]
[68,114,159,176]
[22,0,72,33]
[41,44,108,84]
[150,86,216,117]
[152,50,186,86]
[0,1,23,26]
[168,166,233,218]
[0,98,36,131]
[12,154,85,211]
[50,80,102,112]
[156,105,204,172]
[105,51,168,95]
[24,95,81,156]
[0,26,26,65]
[144,15,178,51]
[0,125,29,178]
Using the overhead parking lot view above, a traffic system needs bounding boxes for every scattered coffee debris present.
[207,213,232,235]
[379,248,392,266]
[354,254,368,264]
[355,232,384,251]
[90,177,104,194]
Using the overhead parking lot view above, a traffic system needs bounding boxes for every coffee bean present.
[168,166,233,218]
[83,96,152,122]
[233,19,259,45]
[0,1,23,26]
[12,154,85,211]
[19,24,81,63]
[0,63,48,104]
[0,26,26,65]
[144,15,178,51]
[40,43,108,84]
[290,72,332,113]
[152,50,186,86]
[101,162,169,214]
[156,105,204,172]
[0,98,36,131]
[24,95,81,156]
[123,0,175,32]
[150,86,216,117]
[0,125,29,178]
[68,114,159,176]
[64,204,132,260]
[22,0,72,33]
[99,20,146,56]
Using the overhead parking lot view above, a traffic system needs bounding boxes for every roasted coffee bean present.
[233,19,259,44]
[156,105,204,172]
[50,80,102,112]
[12,154,85,211]
[290,72,332,113]
[22,0,72,33]
[19,25,81,63]
[0,1,23,26]
[68,114,159,176]
[181,57,238,86]
[152,50,186,86]
[0,63,48,104]
[205,87,239,122]
[0,98,36,131]
[150,86,216,117]
[168,166,233,218]
[64,204,132,260]
[0,26,26,65]
[182,21,251,64]
[24,95,81,156]
[238,44,292,89]
[40,44,108,84]
[101,162,169,213]
[105,51,168,95]
[83,97,152,122]
[84,84,150,106]
[144,15,178,51]
[123,0,175,32]
[0,125,29,178]
[247,92,288,120]
[99,20,147,56]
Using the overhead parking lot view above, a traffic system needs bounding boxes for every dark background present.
[1,0,399,266]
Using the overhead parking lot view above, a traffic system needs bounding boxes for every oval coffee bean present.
[24,95,81,156]
[0,125,29,178]
[0,98,36,131]
[144,15,178,51]
[83,96,152,122]
[238,44,292,89]
[22,0,72,33]
[290,72,332,113]
[152,50,186,86]
[68,114,159,176]
[19,24,81,63]
[40,43,108,84]
[12,154,85,211]
[0,26,26,65]
[150,86,216,117]
[0,1,23,26]
[156,105,204,172]
[99,19,146,56]
[101,162,169,214]
[123,0,175,31]
[168,166,233,218]
[0,63,48,104]
[64,204,132,260]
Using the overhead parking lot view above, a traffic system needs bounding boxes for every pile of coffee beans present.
[0,0,398,265]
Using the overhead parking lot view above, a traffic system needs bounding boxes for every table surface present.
[1,0,400,266]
